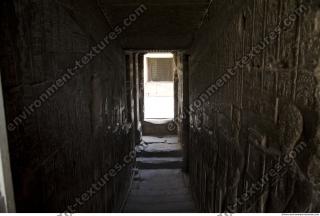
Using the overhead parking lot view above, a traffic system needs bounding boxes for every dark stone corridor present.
[0,0,320,214]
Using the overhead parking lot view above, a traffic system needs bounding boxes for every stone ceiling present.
[99,0,210,50]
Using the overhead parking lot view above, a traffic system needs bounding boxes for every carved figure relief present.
[278,104,303,154]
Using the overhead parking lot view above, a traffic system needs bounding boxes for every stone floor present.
[123,135,197,213]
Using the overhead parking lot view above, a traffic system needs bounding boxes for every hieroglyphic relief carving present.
[308,151,320,190]
[248,128,267,149]
[265,0,280,66]
[263,70,277,96]
[217,115,232,143]
[244,127,267,212]
[242,5,253,51]
[195,107,204,131]
[243,94,278,122]
[244,68,262,93]
[188,0,320,212]
[252,0,265,68]
[296,71,316,110]
[277,69,292,100]
[245,61,275,108]
[279,1,299,69]
[300,23,320,70]
[278,104,303,154]
[231,105,242,148]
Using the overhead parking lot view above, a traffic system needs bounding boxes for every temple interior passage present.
[1,0,320,213]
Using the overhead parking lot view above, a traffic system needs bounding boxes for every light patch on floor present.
[144,96,174,119]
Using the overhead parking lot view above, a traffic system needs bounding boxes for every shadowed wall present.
[188,0,320,212]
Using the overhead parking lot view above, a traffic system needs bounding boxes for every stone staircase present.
[136,136,183,169]
[123,135,196,213]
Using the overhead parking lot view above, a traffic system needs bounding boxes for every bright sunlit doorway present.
[144,53,174,120]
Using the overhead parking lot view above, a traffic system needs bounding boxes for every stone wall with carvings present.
[188,0,320,212]
[0,0,134,212]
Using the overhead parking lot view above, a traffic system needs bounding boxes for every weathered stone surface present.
[278,104,303,154]
[1,0,135,213]
[100,0,209,49]
[2,0,320,213]
[187,0,320,213]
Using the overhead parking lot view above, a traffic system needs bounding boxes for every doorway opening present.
[143,53,174,120]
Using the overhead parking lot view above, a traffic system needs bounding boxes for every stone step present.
[143,136,178,144]
[143,120,176,136]
[137,143,182,158]
[136,157,183,169]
